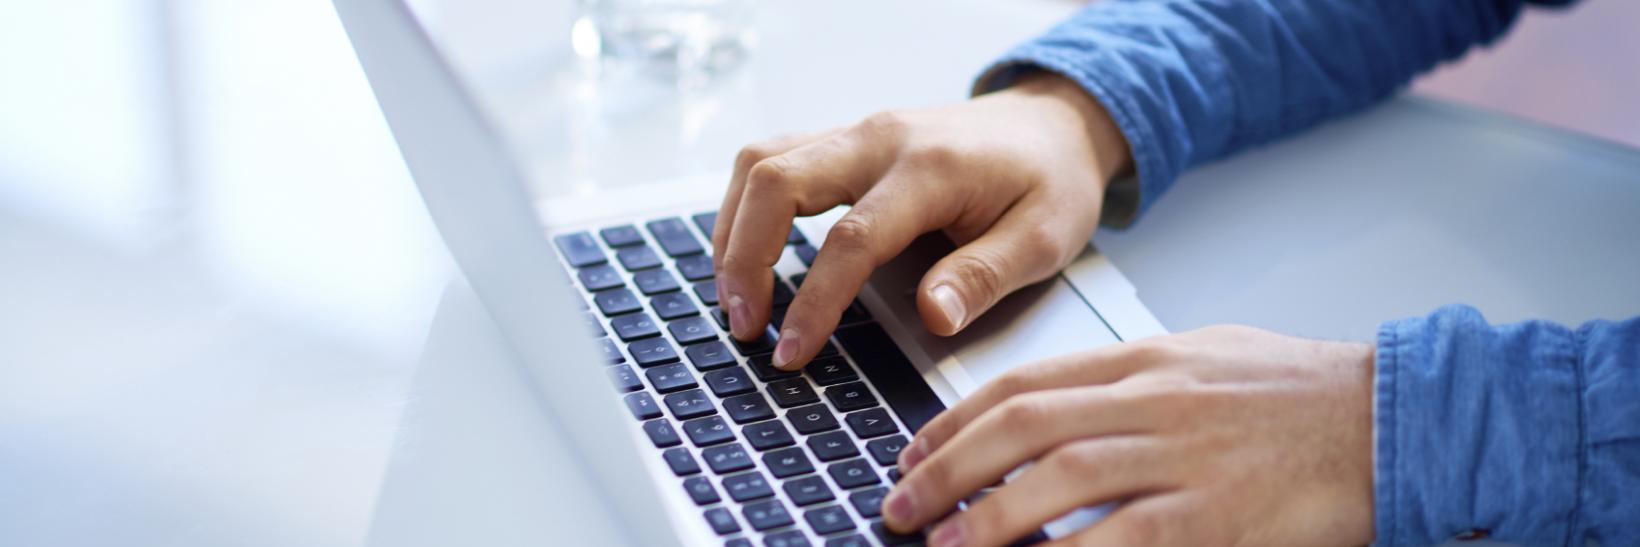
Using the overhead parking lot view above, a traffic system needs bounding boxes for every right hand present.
[711,72,1133,370]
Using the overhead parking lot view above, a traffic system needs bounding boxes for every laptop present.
[332,0,1167,545]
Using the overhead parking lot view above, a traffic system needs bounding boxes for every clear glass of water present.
[571,0,755,85]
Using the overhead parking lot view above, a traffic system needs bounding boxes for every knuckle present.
[718,252,759,275]
[825,215,875,254]
[745,158,792,193]
[858,110,908,138]
[1046,440,1105,477]
[1118,509,1168,546]
[994,394,1053,430]
[906,142,960,170]
[735,142,778,173]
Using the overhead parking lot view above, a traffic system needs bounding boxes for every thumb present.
[916,218,1069,336]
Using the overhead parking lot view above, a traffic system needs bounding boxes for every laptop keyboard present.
[553,212,946,547]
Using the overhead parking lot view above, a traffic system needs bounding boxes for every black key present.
[629,337,681,367]
[695,280,720,306]
[633,269,681,295]
[683,415,735,447]
[741,499,794,531]
[787,403,840,435]
[849,487,888,518]
[805,356,856,386]
[783,475,835,507]
[702,442,755,474]
[767,378,820,408]
[616,245,663,271]
[793,243,818,266]
[611,313,661,341]
[745,421,797,452]
[668,316,718,345]
[838,301,872,326]
[663,446,701,476]
[646,363,699,393]
[761,446,813,478]
[599,224,645,248]
[598,338,624,364]
[763,530,808,547]
[646,217,705,257]
[825,534,870,547]
[623,391,662,420]
[704,367,756,397]
[607,365,642,392]
[789,273,806,288]
[806,431,860,462]
[748,354,800,382]
[828,459,879,489]
[593,288,643,316]
[642,419,681,448]
[846,408,898,439]
[691,211,717,237]
[686,341,737,371]
[553,231,606,267]
[704,507,740,536]
[652,292,700,320]
[805,505,854,535]
[836,323,945,433]
[771,279,795,306]
[770,306,788,330]
[683,476,720,505]
[722,471,775,502]
[727,539,753,547]
[886,467,901,483]
[677,254,715,281]
[787,226,807,245]
[871,521,923,545]
[865,435,909,466]
[732,326,779,356]
[665,389,717,420]
[577,264,624,291]
[825,382,878,412]
[817,342,841,357]
[584,312,606,337]
[723,393,776,424]
[710,307,731,330]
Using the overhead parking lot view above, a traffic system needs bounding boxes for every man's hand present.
[885,326,1377,547]
[711,72,1131,370]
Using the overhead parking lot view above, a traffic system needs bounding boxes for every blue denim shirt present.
[973,1,1639,545]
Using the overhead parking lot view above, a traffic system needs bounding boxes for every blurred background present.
[0,0,1634,546]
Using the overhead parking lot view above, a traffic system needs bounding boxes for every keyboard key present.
[668,316,718,345]
[767,378,820,408]
[599,224,645,247]
[704,506,740,536]
[727,539,753,547]
[607,365,642,392]
[629,337,681,367]
[865,435,909,466]
[770,306,788,330]
[825,534,870,547]
[593,288,643,316]
[787,404,840,435]
[871,521,923,545]
[665,389,717,420]
[838,301,872,326]
[828,459,879,489]
[702,442,755,474]
[762,446,814,478]
[793,243,818,266]
[787,226,807,245]
[783,475,835,507]
[683,476,720,506]
[835,323,945,433]
[804,505,854,535]
[741,499,794,531]
[663,446,701,476]
[686,341,737,371]
[651,292,699,321]
[849,487,888,518]
[691,211,717,236]
[676,254,715,281]
[681,415,733,448]
[704,367,756,397]
[577,264,624,291]
[611,313,661,341]
[646,217,705,257]
[846,408,898,439]
[745,421,797,452]
[598,338,624,364]
[623,392,662,420]
[886,467,901,483]
[824,382,878,412]
[616,245,663,271]
[552,232,606,268]
[732,326,779,356]
[763,530,808,547]
[633,269,681,295]
[722,471,775,502]
[723,393,776,424]
[771,278,795,306]
[642,419,681,448]
[710,307,730,329]
[694,280,720,306]
[805,356,857,386]
[806,431,860,462]
[747,355,800,383]
[646,363,699,393]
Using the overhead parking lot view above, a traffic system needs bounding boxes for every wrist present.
[1004,71,1133,189]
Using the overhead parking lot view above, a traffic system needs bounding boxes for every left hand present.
[883,326,1377,547]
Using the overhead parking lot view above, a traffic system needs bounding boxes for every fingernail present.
[929,519,965,547]
[728,294,748,336]
[774,328,801,369]
[884,484,917,526]
[930,284,967,329]
[899,436,928,471]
